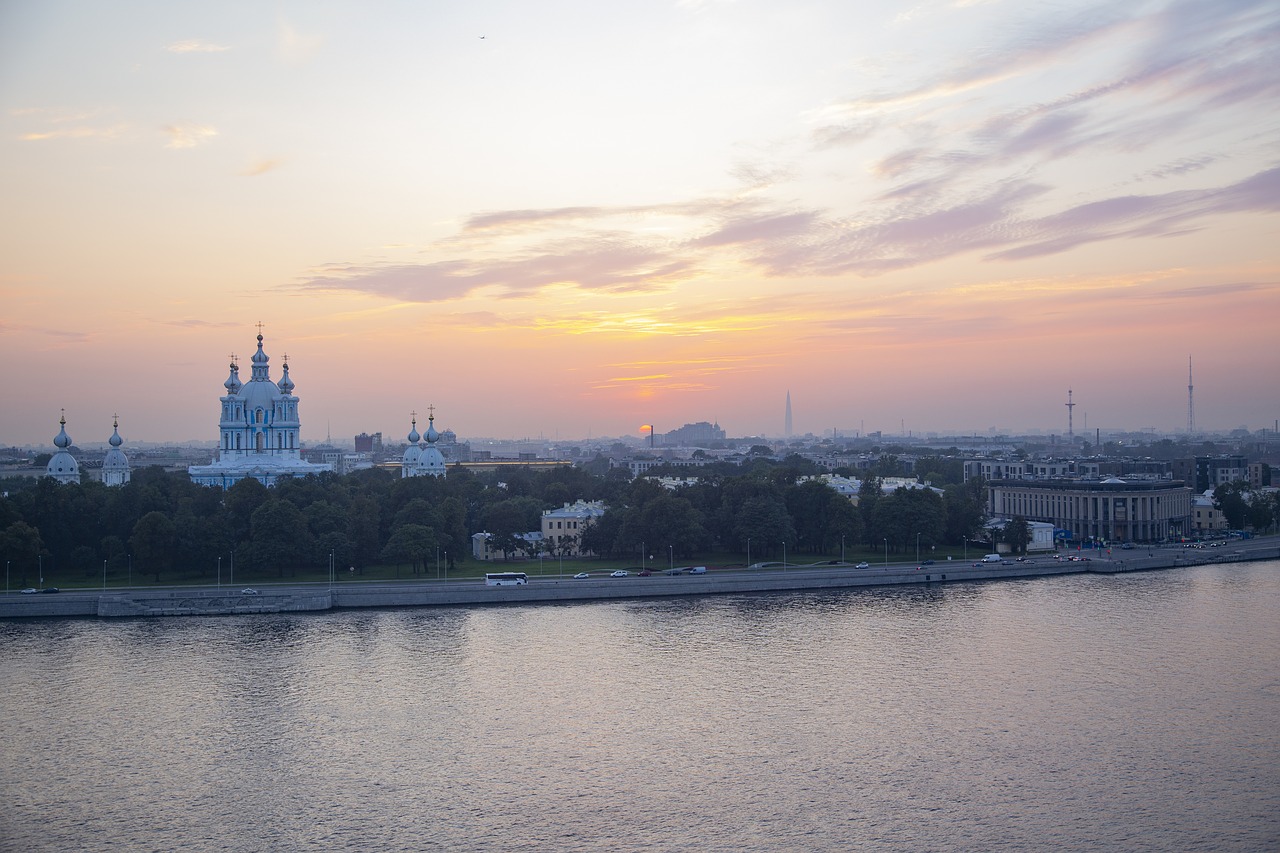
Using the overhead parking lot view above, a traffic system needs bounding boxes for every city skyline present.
[3,1,1278,446]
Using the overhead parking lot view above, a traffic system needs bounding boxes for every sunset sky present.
[3,0,1278,448]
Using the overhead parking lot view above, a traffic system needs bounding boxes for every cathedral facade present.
[188,332,331,488]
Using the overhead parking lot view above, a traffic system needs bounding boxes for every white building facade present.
[189,332,331,488]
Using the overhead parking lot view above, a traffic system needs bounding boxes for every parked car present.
[610,571,629,578]
[855,562,870,569]
[921,559,935,565]
[664,568,685,575]
[39,587,60,593]
[572,572,590,579]
[638,569,652,576]
[688,566,707,574]
[241,588,259,595]
[20,588,37,594]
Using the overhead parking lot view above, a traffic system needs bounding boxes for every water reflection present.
[1,561,1278,852]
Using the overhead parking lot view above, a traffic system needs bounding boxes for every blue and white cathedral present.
[188,331,331,488]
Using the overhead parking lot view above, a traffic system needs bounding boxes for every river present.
[2,560,1277,852]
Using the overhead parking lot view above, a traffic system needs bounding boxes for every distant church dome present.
[46,412,81,484]
[402,407,446,478]
[102,415,131,486]
[402,414,423,471]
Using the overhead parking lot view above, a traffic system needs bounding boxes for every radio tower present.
[1187,356,1194,435]
[1065,388,1076,439]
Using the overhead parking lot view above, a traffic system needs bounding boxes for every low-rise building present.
[541,500,607,556]
[988,477,1192,543]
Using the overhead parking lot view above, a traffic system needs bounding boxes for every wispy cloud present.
[21,125,124,142]
[240,158,283,176]
[164,124,217,149]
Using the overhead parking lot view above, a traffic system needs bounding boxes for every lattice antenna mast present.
[1187,356,1195,435]
[1066,389,1075,439]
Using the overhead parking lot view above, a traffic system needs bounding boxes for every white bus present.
[485,572,529,586]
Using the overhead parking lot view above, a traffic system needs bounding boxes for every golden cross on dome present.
[427,403,435,421]
[256,321,265,335]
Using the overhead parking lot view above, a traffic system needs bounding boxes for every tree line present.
[0,454,997,587]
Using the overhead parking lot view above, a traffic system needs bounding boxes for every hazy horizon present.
[3,1,1277,448]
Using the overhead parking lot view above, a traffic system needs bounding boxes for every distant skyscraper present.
[784,391,793,438]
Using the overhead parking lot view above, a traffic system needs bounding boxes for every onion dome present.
[53,412,71,448]
[224,357,242,394]
[46,411,81,483]
[402,413,423,476]
[102,416,131,485]
[277,357,295,394]
[247,331,271,384]
[425,413,440,444]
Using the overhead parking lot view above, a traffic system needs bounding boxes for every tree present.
[943,482,986,547]
[785,480,860,555]
[482,498,542,561]
[380,524,438,576]
[1212,483,1249,530]
[1002,516,1031,555]
[732,495,795,559]
[130,511,175,583]
[0,521,45,587]
[633,494,706,559]
[247,498,315,578]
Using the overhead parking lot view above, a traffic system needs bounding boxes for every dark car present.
[40,587,60,593]
[921,559,935,565]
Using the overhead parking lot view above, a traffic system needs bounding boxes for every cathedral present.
[188,331,331,488]
[401,408,447,478]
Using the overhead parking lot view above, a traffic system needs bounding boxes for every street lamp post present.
[38,554,43,587]
[217,556,222,588]
[916,532,921,566]
[669,544,673,573]
[782,541,787,570]
[103,559,107,591]
[747,538,751,569]
[841,534,846,564]
[6,560,9,594]
[229,550,233,586]
[128,553,132,587]
[883,538,888,569]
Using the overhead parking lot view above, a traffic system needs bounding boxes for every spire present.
[249,325,270,382]
[278,352,295,394]
[425,404,439,444]
[54,410,71,448]
[224,353,242,394]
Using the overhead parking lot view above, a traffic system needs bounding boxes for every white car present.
[573,572,590,579]
[610,570,629,578]
[241,588,259,595]
[855,562,870,569]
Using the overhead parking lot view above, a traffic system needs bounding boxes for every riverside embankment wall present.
[3,545,1276,620]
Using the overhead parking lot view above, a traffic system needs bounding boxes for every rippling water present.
[2,562,1278,852]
